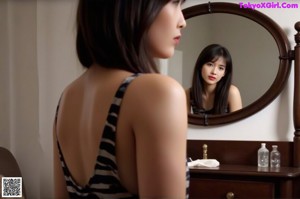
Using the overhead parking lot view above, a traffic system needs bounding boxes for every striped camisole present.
[56,74,190,198]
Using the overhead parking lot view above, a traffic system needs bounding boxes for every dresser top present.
[190,164,300,178]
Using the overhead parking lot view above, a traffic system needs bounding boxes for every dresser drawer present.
[189,178,275,199]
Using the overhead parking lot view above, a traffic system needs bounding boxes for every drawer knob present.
[226,192,235,199]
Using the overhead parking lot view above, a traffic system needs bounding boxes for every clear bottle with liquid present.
[258,143,269,167]
[270,145,281,168]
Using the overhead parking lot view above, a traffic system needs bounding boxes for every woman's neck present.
[203,84,216,96]
[202,84,216,110]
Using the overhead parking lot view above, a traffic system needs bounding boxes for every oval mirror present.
[177,13,278,109]
[171,2,291,126]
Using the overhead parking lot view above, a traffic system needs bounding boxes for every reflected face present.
[201,56,226,85]
[148,0,186,58]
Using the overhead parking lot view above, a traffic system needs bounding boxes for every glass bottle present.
[270,145,281,168]
[258,143,269,167]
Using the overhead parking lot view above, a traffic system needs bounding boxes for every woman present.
[53,0,188,198]
[186,44,242,115]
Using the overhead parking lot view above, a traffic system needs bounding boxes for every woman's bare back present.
[54,64,188,198]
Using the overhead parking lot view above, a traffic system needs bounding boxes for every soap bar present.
[188,159,220,168]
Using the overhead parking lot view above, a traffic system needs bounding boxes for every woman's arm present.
[228,84,242,112]
[128,74,188,199]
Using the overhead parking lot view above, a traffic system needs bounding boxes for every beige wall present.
[0,0,81,198]
[0,0,299,198]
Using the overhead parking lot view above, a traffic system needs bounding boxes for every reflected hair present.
[191,44,233,114]
[76,0,175,73]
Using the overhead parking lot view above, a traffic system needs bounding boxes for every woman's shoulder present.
[229,84,240,95]
[125,73,186,109]
[59,76,85,101]
[133,73,185,95]
[228,84,242,111]
[136,73,181,85]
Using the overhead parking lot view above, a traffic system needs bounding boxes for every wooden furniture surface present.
[293,21,300,167]
[187,140,300,198]
[189,166,300,198]
[187,140,294,167]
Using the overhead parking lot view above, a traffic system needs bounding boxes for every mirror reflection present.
[185,44,242,115]
[169,13,279,114]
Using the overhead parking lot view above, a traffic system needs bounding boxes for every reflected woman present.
[186,44,242,115]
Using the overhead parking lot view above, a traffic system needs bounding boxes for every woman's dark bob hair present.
[190,44,233,114]
[76,0,176,73]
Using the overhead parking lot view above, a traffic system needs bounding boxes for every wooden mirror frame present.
[184,2,292,126]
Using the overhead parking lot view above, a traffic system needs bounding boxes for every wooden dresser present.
[187,140,300,198]
[183,3,300,198]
